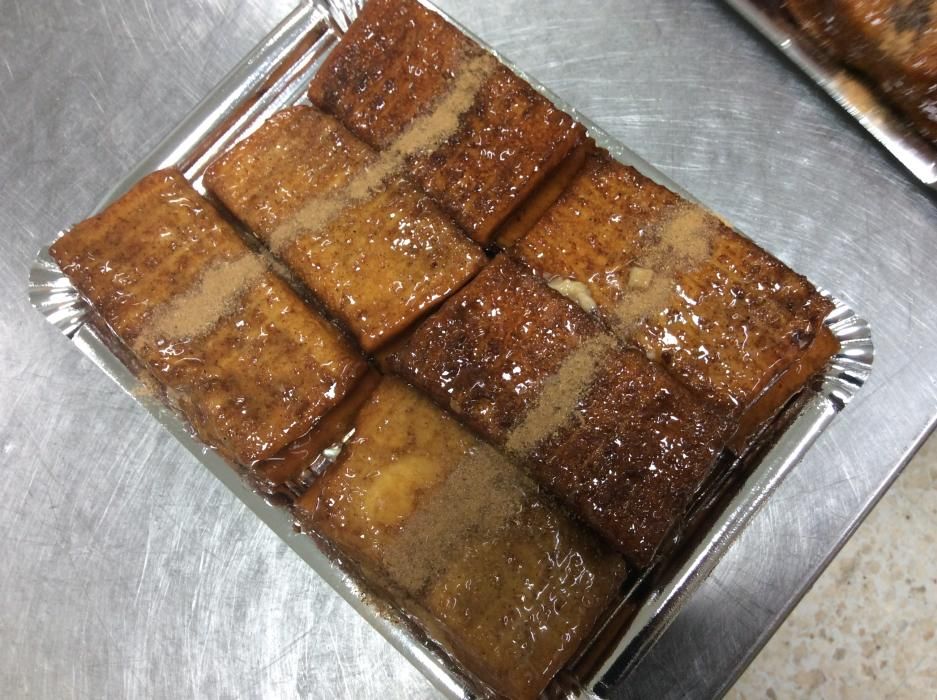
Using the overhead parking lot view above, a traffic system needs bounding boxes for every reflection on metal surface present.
[26,1,874,698]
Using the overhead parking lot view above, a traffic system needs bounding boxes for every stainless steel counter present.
[2,1,935,698]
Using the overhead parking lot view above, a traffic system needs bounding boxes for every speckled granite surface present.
[728,433,937,699]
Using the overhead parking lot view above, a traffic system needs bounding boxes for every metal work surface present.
[1,1,935,698]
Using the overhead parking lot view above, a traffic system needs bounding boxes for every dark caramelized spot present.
[891,0,932,36]
[309,0,476,148]
[308,0,585,241]
[391,255,610,441]
[390,255,730,566]
[404,64,585,241]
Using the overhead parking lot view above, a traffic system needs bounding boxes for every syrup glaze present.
[513,151,837,429]
[390,255,731,567]
[308,0,585,242]
[298,378,626,699]
[51,169,365,465]
[204,106,485,352]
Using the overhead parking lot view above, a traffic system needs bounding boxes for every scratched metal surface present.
[1,2,935,700]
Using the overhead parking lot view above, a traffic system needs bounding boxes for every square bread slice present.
[307,0,585,242]
[204,106,485,352]
[297,377,625,699]
[51,169,366,465]
[513,151,837,437]
[389,255,730,567]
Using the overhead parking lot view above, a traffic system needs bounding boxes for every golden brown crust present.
[392,255,609,440]
[786,0,937,143]
[252,369,383,489]
[51,169,365,465]
[307,0,585,241]
[51,170,246,344]
[145,270,365,465]
[204,106,485,352]
[729,325,840,452]
[389,255,730,566]
[309,0,473,148]
[299,378,626,699]
[205,107,375,235]
[405,63,585,241]
[494,138,594,248]
[422,498,625,699]
[513,152,837,426]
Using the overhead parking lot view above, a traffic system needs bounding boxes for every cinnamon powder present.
[134,253,267,349]
[136,52,496,347]
[382,440,528,595]
[268,52,497,254]
[504,333,617,456]
[612,203,717,333]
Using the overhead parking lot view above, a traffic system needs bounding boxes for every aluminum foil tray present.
[724,0,937,189]
[27,0,874,697]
